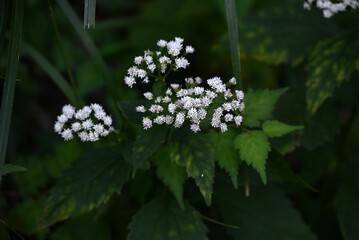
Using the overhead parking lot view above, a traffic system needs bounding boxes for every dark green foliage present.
[40,147,130,228]
[1,0,359,239]
[218,185,316,240]
[128,196,208,240]
[306,29,359,115]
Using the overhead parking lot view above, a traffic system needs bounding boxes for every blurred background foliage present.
[0,0,359,239]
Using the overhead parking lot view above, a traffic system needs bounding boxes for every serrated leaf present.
[263,120,303,138]
[234,131,270,184]
[154,148,187,209]
[131,126,167,172]
[128,196,208,240]
[39,147,130,228]
[243,88,288,128]
[238,1,338,65]
[174,131,215,206]
[0,164,26,177]
[302,101,340,150]
[208,130,239,188]
[306,29,359,115]
[218,185,316,240]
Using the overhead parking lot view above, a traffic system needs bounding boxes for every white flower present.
[175,57,190,69]
[157,39,167,47]
[71,122,82,132]
[54,122,63,133]
[143,117,153,130]
[185,46,194,53]
[82,119,93,130]
[224,113,234,122]
[174,112,185,128]
[124,76,136,88]
[234,115,243,126]
[55,103,114,142]
[62,104,75,118]
[220,123,228,133]
[229,77,237,85]
[168,103,177,114]
[136,105,146,113]
[61,129,73,141]
[144,92,153,100]
[134,56,143,65]
[190,124,200,133]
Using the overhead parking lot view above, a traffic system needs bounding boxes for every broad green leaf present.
[131,126,167,172]
[334,164,359,240]
[243,88,288,128]
[128,196,207,240]
[218,185,316,240]
[234,131,270,184]
[154,148,187,209]
[302,101,340,150]
[208,130,239,188]
[0,164,26,177]
[237,1,338,65]
[306,29,359,115]
[40,147,130,228]
[263,120,304,138]
[175,133,215,206]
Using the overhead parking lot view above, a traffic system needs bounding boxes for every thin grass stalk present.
[0,0,24,184]
[56,0,122,127]
[22,43,77,105]
[84,0,96,29]
[47,0,81,107]
[225,0,242,89]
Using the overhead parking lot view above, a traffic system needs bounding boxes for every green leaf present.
[302,101,340,150]
[306,29,359,115]
[243,88,288,128]
[334,164,359,240]
[131,126,167,172]
[238,1,338,65]
[0,164,26,177]
[234,131,270,184]
[39,147,130,228]
[263,120,303,138]
[218,185,316,240]
[154,148,187,209]
[128,196,208,240]
[175,133,215,206]
[208,130,239,188]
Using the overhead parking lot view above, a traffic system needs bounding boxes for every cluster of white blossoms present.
[303,0,359,18]
[54,103,114,142]
[135,77,244,133]
[124,37,194,88]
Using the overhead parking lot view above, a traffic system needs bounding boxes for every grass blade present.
[0,0,24,184]
[22,43,77,105]
[225,0,242,89]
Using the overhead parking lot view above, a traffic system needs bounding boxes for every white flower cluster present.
[124,37,194,88]
[303,0,359,18]
[136,77,244,133]
[54,103,114,142]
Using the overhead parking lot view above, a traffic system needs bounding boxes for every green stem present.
[0,0,24,184]
[47,0,81,107]
[225,0,242,89]
[201,215,240,230]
